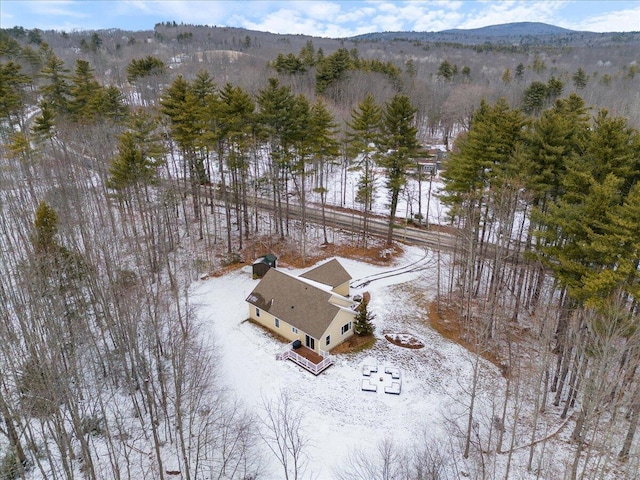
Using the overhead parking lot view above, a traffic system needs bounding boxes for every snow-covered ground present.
[323,158,448,227]
[190,246,507,479]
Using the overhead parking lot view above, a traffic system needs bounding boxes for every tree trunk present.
[0,388,27,469]
[619,401,639,460]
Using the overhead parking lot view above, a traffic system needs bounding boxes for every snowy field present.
[191,246,510,479]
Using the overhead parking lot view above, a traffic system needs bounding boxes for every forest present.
[1,21,640,479]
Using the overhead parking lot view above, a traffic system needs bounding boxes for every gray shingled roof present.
[299,258,351,288]
[252,253,277,266]
[246,268,341,339]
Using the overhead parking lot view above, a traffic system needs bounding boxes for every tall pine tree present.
[379,94,419,245]
[346,94,383,247]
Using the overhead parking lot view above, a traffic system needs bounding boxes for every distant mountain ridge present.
[439,22,575,36]
[350,21,640,47]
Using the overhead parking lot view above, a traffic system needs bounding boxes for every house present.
[415,159,438,176]
[413,147,448,176]
[246,259,356,374]
[299,258,351,297]
[252,253,277,278]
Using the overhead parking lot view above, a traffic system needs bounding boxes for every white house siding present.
[331,281,350,297]
[323,309,357,351]
[329,294,352,308]
[248,304,356,354]
[248,306,301,344]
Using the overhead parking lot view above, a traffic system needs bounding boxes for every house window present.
[292,327,298,334]
[341,322,352,335]
[275,318,280,328]
[255,308,260,317]
[325,335,331,346]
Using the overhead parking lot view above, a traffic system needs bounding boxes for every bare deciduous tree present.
[259,391,310,480]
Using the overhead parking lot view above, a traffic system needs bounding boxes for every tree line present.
[2,24,640,478]
[440,94,640,478]
[0,34,426,478]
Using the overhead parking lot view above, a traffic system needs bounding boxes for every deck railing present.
[276,343,334,375]
[275,341,295,361]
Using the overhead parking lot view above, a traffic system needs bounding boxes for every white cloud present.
[335,6,377,24]
[3,0,639,37]
[240,8,310,35]
[571,7,640,33]
[412,10,464,32]
[229,2,358,37]
[20,0,89,19]
[302,1,343,19]
[254,1,640,35]
[457,1,566,29]
[339,1,468,34]
[123,0,231,25]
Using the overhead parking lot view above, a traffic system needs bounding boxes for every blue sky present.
[2,1,639,37]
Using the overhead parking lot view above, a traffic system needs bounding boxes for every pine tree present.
[0,61,30,129]
[31,100,57,143]
[161,75,208,185]
[536,110,640,308]
[219,83,255,249]
[437,60,454,80]
[609,183,640,302]
[94,85,129,122]
[33,200,59,256]
[379,94,419,245]
[525,95,590,208]
[256,78,298,237]
[299,40,316,67]
[38,52,71,114]
[126,55,167,83]
[272,52,305,75]
[21,44,44,77]
[405,58,416,76]
[500,68,512,85]
[572,68,588,90]
[522,81,548,114]
[288,93,313,259]
[107,114,164,194]
[354,299,375,336]
[68,59,104,122]
[0,32,22,57]
[532,54,546,73]
[546,76,564,100]
[441,98,526,324]
[315,48,352,95]
[309,99,339,244]
[587,110,639,194]
[126,55,167,106]
[190,69,216,105]
[90,32,102,52]
[346,94,383,246]
[198,80,252,253]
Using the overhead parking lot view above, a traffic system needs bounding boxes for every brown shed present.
[252,254,277,278]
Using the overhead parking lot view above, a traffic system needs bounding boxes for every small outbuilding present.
[252,254,277,279]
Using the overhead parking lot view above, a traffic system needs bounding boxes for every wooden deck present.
[276,343,334,375]
[294,345,324,364]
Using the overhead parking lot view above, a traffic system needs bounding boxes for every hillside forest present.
[1,22,640,479]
